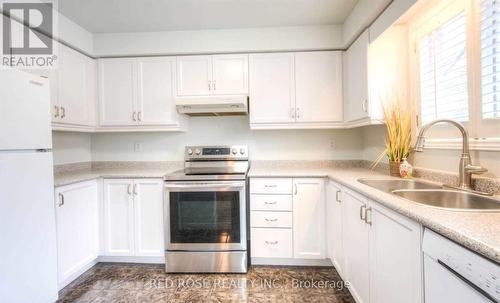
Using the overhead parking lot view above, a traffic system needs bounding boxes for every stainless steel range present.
[163,145,249,273]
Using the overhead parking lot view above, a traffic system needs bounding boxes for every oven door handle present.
[165,182,245,191]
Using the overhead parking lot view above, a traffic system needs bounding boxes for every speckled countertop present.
[249,165,500,264]
[53,161,183,187]
[54,161,500,264]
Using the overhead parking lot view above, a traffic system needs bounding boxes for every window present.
[481,0,500,119]
[410,0,500,143]
[418,12,469,124]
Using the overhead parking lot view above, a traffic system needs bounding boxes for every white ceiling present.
[58,0,358,33]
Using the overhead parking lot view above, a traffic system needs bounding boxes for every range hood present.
[175,95,248,116]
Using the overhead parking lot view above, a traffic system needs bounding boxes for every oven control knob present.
[240,148,245,155]
[231,148,238,155]
[187,148,193,155]
[194,148,201,155]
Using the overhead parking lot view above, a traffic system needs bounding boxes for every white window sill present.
[423,137,500,151]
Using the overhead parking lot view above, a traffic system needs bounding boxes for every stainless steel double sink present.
[358,178,500,212]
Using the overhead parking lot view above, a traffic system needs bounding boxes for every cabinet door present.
[98,58,137,126]
[137,57,179,125]
[133,179,164,256]
[57,44,89,125]
[295,51,343,122]
[249,53,295,124]
[292,178,325,259]
[85,56,98,127]
[55,181,98,285]
[212,54,248,95]
[103,179,135,255]
[344,29,369,122]
[369,202,422,303]
[326,180,344,276]
[343,188,370,303]
[176,55,212,96]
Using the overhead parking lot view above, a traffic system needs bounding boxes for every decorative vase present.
[389,161,402,177]
[399,158,413,179]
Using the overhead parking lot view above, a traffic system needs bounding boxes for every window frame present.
[408,0,500,150]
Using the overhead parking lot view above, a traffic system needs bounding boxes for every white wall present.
[91,117,363,161]
[361,125,500,178]
[93,25,342,57]
[52,132,92,165]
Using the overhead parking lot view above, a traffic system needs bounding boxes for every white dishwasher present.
[423,229,500,303]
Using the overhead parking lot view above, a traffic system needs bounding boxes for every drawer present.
[250,178,292,194]
[251,228,293,258]
[251,211,292,228]
[250,194,292,211]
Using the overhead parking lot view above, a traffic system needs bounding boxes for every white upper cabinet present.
[52,43,97,127]
[176,55,212,96]
[292,178,325,259]
[137,57,179,125]
[344,29,370,122]
[98,57,186,129]
[212,54,249,95]
[176,54,248,96]
[250,51,343,128]
[295,51,343,123]
[249,53,295,124]
[98,58,137,126]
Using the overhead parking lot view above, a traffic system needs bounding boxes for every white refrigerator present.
[0,69,58,302]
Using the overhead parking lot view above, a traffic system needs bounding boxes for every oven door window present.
[169,191,241,244]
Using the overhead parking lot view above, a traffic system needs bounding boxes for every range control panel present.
[185,145,248,161]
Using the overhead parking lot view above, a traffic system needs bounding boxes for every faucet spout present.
[414,119,486,191]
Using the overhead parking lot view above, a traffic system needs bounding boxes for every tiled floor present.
[58,263,356,302]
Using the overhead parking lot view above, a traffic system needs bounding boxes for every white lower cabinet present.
[329,184,423,303]
[103,178,164,257]
[293,178,325,259]
[368,202,422,303]
[343,188,371,303]
[326,180,344,276]
[55,180,99,289]
[250,177,326,263]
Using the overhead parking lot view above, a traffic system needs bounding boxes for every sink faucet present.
[414,119,488,192]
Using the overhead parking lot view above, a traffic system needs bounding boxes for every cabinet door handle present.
[290,108,295,119]
[365,207,372,225]
[54,106,59,118]
[60,106,66,119]
[265,241,278,245]
[137,111,142,122]
[208,81,212,91]
[132,111,137,122]
[362,99,368,113]
[294,184,298,195]
[127,184,132,195]
[265,218,278,222]
[360,204,366,221]
[264,184,277,188]
[133,184,138,195]
[58,193,64,207]
[264,201,277,205]
[336,190,341,203]
[296,107,300,119]
[213,80,216,91]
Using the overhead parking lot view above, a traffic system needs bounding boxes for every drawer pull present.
[265,241,278,245]
[265,218,278,222]
[264,184,277,188]
[264,201,277,205]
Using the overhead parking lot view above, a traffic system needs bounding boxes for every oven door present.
[164,181,246,251]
